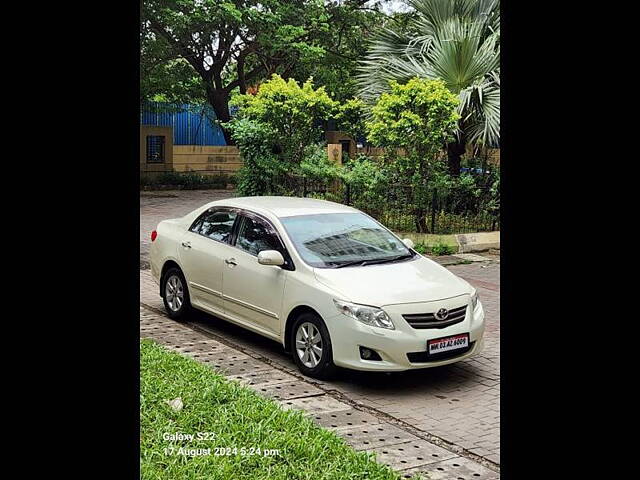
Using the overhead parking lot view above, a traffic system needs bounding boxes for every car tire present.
[291,312,336,379]
[161,267,191,321]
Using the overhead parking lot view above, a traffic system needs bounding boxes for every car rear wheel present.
[162,267,191,320]
[291,313,336,379]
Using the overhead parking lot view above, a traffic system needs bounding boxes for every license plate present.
[428,333,469,355]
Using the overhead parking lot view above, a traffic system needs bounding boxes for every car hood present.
[313,256,470,306]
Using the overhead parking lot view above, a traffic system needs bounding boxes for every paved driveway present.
[139,190,500,466]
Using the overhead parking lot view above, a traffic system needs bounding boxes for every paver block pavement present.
[140,303,498,479]
[278,395,352,414]
[255,380,325,401]
[140,263,500,467]
[367,439,457,471]
[402,457,499,480]
[310,408,382,431]
[196,349,272,376]
[227,370,298,387]
[339,423,420,450]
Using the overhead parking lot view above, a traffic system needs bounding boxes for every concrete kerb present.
[455,231,500,253]
[396,231,500,254]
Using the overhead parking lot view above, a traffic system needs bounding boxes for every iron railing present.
[269,174,499,234]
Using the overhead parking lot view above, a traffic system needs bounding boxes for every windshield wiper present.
[361,253,414,266]
[331,259,368,268]
[331,253,414,268]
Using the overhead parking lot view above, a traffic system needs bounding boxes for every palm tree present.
[358,0,500,175]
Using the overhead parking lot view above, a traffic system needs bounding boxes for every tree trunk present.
[414,210,428,233]
[237,53,247,95]
[447,139,466,176]
[205,87,234,145]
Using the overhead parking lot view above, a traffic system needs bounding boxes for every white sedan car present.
[149,196,485,378]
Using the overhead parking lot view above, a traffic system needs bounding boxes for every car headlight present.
[471,290,479,310]
[333,299,395,330]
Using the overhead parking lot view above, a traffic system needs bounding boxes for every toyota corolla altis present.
[149,196,485,378]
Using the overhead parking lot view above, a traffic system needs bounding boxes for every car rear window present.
[190,210,237,243]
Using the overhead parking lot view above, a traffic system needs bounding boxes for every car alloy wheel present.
[162,267,190,320]
[295,322,323,368]
[165,274,185,312]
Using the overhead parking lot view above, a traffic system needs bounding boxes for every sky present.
[369,0,412,15]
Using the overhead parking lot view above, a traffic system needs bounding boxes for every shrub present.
[299,143,342,182]
[228,74,372,198]
[140,172,229,190]
[227,118,284,196]
[140,174,158,187]
[334,97,367,141]
[430,240,455,256]
[366,78,460,232]
[413,242,428,255]
[229,74,337,169]
[367,78,459,156]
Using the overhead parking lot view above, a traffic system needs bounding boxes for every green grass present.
[140,339,402,480]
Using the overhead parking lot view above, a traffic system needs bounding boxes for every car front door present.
[178,208,238,315]
[222,212,291,336]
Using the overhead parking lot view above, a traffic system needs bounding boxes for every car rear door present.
[178,208,238,315]
[221,212,291,336]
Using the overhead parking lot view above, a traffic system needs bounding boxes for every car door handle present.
[225,257,237,266]
[181,241,191,249]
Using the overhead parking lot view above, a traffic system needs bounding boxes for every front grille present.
[402,304,468,329]
[407,342,475,363]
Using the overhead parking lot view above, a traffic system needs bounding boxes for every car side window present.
[190,209,237,243]
[235,215,282,256]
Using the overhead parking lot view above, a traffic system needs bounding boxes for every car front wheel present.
[162,267,191,320]
[291,313,336,379]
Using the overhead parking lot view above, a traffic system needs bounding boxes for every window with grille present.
[146,135,165,163]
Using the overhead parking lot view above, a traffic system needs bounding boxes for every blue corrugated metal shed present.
[141,102,227,146]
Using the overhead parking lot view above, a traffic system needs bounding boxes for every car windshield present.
[280,212,413,268]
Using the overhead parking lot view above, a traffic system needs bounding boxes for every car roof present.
[206,196,359,218]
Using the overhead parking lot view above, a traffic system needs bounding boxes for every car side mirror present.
[257,250,285,266]
[402,238,415,249]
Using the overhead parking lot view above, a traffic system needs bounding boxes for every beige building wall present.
[173,145,242,175]
[325,131,357,158]
[140,126,499,177]
[484,148,500,165]
[140,126,174,174]
[327,144,342,164]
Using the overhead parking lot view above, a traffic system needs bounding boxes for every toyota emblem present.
[434,308,449,321]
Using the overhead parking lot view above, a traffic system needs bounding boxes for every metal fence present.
[141,102,227,146]
[270,175,499,234]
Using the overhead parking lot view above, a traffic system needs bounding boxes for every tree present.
[140,23,205,106]
[286,0,387,103]
[366,77,459,231]
[358,0,500,175]
[142,0,333,144]
[228,74,338,194]
[232,74,337,163]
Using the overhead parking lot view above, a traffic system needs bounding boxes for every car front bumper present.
[326,299,485,372]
